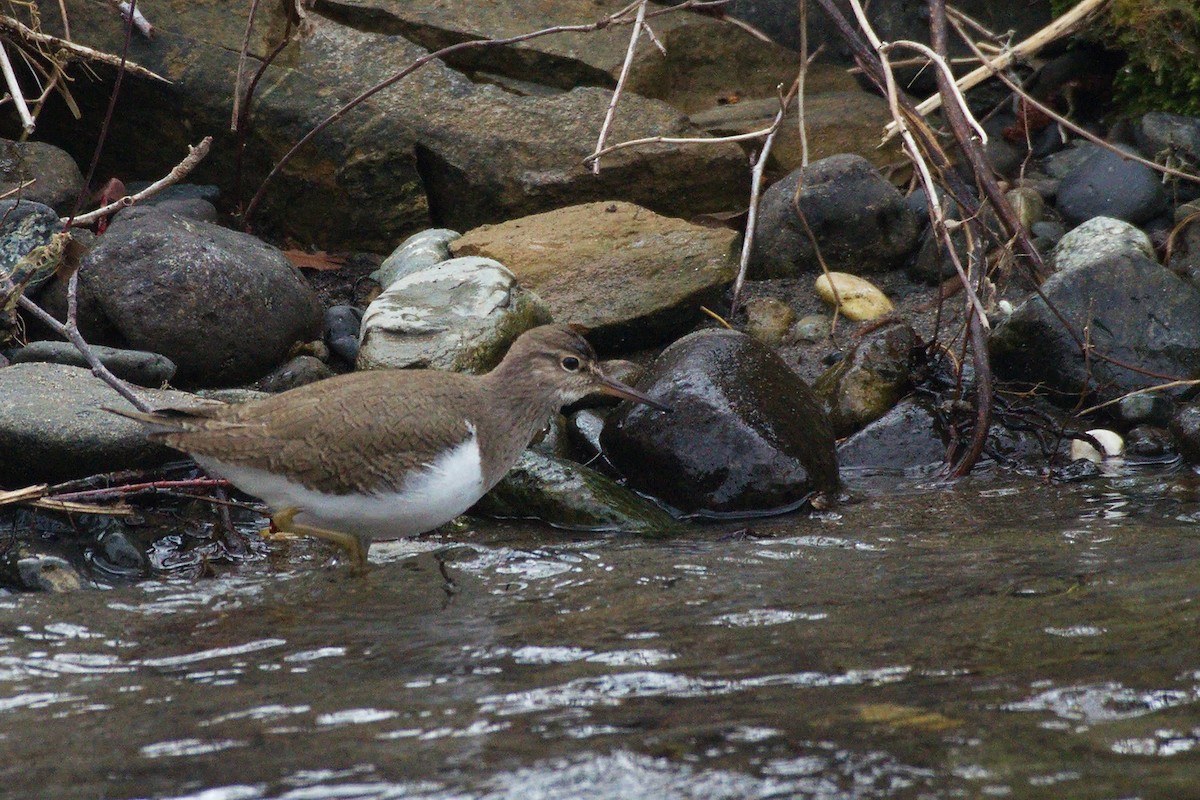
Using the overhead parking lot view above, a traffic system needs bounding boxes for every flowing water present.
[2,470,1200,799]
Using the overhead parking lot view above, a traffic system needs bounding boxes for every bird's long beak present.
[594,373,672,412]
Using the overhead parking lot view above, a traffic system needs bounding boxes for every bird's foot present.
[269,506,369,573]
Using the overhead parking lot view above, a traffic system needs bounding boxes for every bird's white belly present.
[194,432,485,541]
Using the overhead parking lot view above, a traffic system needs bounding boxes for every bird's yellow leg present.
[268,506,369,571]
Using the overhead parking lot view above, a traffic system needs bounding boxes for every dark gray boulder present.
[601,329,839,515]
[749,154,918,278]
[991,253,1200,404]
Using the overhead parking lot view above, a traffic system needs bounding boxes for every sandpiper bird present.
[112,324,669,569]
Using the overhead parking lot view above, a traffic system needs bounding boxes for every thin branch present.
[948,14,1200,187]
[731,80,800,314]
[231,0,263,132]
[0,15,166,81]
[881,0,1110,141]
[0,42,35,134]
[585,127,780,163]
[65,136,213,226]
[591,0,648,174]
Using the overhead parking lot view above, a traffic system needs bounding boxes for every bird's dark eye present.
[561,356,581,372]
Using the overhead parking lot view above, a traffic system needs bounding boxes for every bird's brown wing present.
[117,371,486,495]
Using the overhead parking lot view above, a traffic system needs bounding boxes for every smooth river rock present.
[749,154,919,278]
[37,210,324,388]
[357,256,551,373]
[601,329,839,515]
[452,202,737,352]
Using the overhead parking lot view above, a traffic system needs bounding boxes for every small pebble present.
[814,272,893,321]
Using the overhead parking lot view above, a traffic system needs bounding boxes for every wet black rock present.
[600,329,839,515]
[749,153,918,278]
[324,305,364,364]
[1169,403,1200,465]
[1117,393,1175,427]
[1056,145,1168,226]
[475,451,680,535]
[1125,425,1175,461]
[991,253,1200,405]
[39,210,323,387]
[837,397,947,474]
[813,322,919,438]
[7,341,176,387]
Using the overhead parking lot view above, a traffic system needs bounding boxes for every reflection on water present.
[2,472,1200,798]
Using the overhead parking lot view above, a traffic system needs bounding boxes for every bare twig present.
[0,15,167,81]
[66,136,214,227]
[730,81,799,314]
[0,42,35,134]
[114,0,154,39]
[591,0,649,174]
[947,14,1200,187]
[586,128,779,163]
[231,0,263,132]
[242,0,731,223]
[881,0,1110,141]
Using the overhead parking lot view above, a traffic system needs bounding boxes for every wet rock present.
[813,322,919,437]
[39,210,323,387]
[529,414,572,460]
[0,363,180,484]
[0,139,84,213]
[1170,403,1200,465]
[1166,204,1200,286]
[7,341,176,387]
[1052,216,1154,273]
[1006,187,1045,231]
[1125,425,1175,461]
[254,355,334,393]
[836,397,947,473]
[357,256,551,373]
[814,272,894,321]
[1043,141,1100,180]
[452,202,736,351]
[792,314,831,343]
[120,198,217,224]
[1031,220,1066,246]
[9,551,83,592]
[96,527,148,573]
[474,451,678,535]
[1056,145,1168,226]
[0,199,61,294]
[688,91,900,173]
[1136,112,1200,170]
[44,7,747,250]
[601,329,839,514]
[371,228,461,289]
[742,296,795,346]
[324,305,363,364]
[749,154,918,278]
[1116,392,1175,427]
[991,253,1200,404]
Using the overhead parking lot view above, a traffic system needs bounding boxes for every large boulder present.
[748,154,919,278]
[452,202,737,351]
[35,1,749,249]
[601,329,839,514]
[991,253,1200,404]
[37,211,323,387]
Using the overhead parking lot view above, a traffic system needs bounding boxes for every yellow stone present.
[814,272,894,321]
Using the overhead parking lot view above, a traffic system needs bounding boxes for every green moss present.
[1053,0,1200,116]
